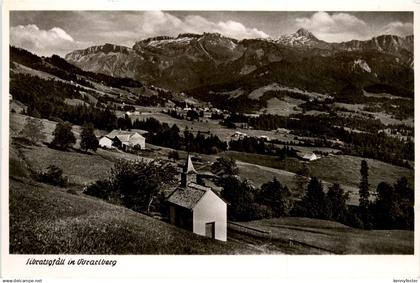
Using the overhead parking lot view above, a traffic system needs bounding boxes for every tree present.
[359,160,371,229]
[299,177,330,219]
[211,156,239,178]
[326,183,349,223]
[393,177,414,230]
[259,178,293,217]
[371,182,396,229]
[117,114,132,130]
[293,164,311,197]
[372,178,414,230]
[220,176,258,220]
[19,117,46,144]
[51,121,76,150]
[80,123,99,152]
[85,159,177,213]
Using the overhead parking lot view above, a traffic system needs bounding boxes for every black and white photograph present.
[5,8,416,258]
[5,10,415,255]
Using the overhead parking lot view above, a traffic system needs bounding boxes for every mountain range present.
[54,29,410,99]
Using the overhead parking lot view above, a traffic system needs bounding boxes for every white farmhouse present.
[167,155,227,241]
[302,152,319,161]
[98,136,114,149]
[106,130,146,150]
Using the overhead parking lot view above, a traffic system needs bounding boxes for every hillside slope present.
[9,176,260,254]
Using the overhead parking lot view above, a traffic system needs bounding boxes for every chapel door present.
[205,222,215,239]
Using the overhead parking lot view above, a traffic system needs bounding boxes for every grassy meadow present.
[231,217,413,254]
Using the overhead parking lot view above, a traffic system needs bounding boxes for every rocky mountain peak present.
[276,28,322,47]
[295,28,318,40]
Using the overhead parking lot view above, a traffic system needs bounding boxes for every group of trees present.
[132,118,227,154]
[292,160,414,230]
[371,177,414,230]
[11,73,118,131]
[193,90,266,113]
[50,121,98,152]
[355,160,413,230]
[135,95,168,107]
[20,116,98,153]
[229,137,299,158]
[212,157,293,221]
[214,157,414,230]
[219,174,293,221]
[184,129,227,154]
[84,159,177,213]
[166,109,201,121]
[292,178,350,224]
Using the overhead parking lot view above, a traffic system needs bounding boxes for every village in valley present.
[8,11,415,254]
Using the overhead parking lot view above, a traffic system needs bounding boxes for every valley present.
[8,26,414,254]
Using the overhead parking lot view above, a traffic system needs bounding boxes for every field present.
[334,102,414,127]
[223,151,414,191]
[363,90,411,100]
[259,97,302,115]
[236,160,297,188]
[231,217,413,254]
[126,111,298,142]
[247,83,328,100]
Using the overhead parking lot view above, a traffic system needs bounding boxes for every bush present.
[37,165,68,187]
[84,179,115,200]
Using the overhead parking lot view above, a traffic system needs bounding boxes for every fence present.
[227,221,271,239]
[228,221,337,254]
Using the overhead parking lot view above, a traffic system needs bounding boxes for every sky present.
[9,11,414,57]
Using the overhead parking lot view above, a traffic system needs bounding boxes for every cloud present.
[87,11,269,45]
[10,24,87,56]
[380,21,413,36]
[181,14,269,39]
[296,12,370,42]
[10,12,269,56]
